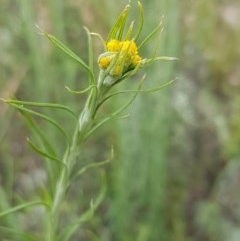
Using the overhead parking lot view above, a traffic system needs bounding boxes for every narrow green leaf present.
[65,84,95,95]
[84,27,94,84]
[141,56,178,68]
[27,138,66,168]
[86,75,145,138]
[0,201,49,218]
[117,5,130,40]
[21,111,57,156]
[97,79,175,106]
[152,56,178,61]
[134,1,144,42]
[38,26,95,84]
[0,226,36,241]
[71,146,113,181]
[7,103,70,149]
[0,188,16,230]
[123,21,135,41]
[141,78,176,92]
[59,174,106,241]
[72,159,110,180]
[5,99,77,120]
[106,4,131,42]
[27,138,67,179]
[138,20,163,50]
[149,24,163,62]
[20,112,60,192]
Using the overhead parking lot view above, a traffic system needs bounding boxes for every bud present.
[98,39,142,86]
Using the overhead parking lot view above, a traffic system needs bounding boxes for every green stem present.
[46,127,79,241]
[46,71,107,241]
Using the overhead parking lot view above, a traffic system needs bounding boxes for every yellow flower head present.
[121,40,138,56]
[96,2,173,87]
[98,39,142,75]
[107,40,121,52]
[98,56,111,69]
[131,54,142,66]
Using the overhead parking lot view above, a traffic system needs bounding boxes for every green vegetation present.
[0,0,240,240]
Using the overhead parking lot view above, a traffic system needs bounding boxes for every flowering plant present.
[0,2,175,240]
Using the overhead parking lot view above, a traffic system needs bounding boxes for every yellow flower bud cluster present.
[98,39,142,76]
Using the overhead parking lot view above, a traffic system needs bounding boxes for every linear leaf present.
[71,147,113,181]
[0,201,49,218]
[27,138,66,168]
[38,26,95,84]
[84,27,94,85]
[5,99,77,120]
[86,75,145,138]
[20,112,60,191]
[59,174,106,241]
[0,226,36,241]
[65,84,95,95]
[21,111,57,156]
[7,103,70,149]
[106,4,131,42]
[134,1,144,42]
[138,19,163,50]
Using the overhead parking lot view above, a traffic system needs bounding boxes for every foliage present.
[0,2,175,240]
[0,0,239,240]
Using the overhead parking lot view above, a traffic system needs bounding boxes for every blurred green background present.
[0,0,240,240]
